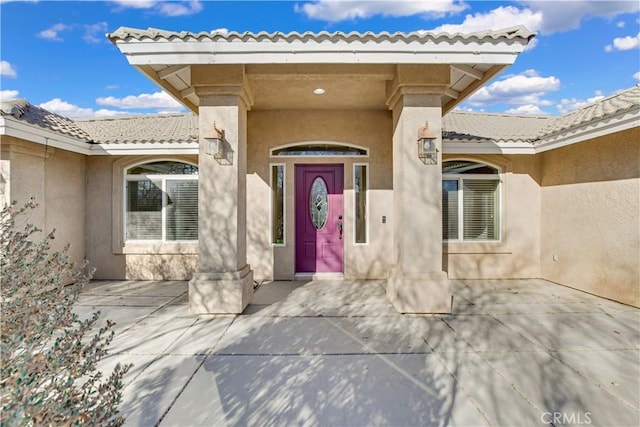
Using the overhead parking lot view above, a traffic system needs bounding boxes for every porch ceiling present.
[109,27,535,115]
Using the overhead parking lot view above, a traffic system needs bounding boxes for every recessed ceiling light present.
[313,88,326,95]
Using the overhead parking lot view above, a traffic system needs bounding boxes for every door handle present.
[338,215,343,239]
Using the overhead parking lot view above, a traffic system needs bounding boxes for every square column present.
[387,93,451,314]
[189,91,254,314]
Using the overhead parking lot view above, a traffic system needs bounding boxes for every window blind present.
[166,180,198,241]
[126,180,162,240]
[463,180,498,240]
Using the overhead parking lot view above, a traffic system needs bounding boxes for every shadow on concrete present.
[83,279,640,427]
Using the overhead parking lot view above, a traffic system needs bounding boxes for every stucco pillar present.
[188,65,255,314]
[385,65,452,313]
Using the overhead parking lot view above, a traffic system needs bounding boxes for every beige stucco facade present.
[1,136,86,267]
[443,153,542,280]
[84,154,199,281]
[540,128,640,307]
[2,27,638,315]
[2,108,639,310]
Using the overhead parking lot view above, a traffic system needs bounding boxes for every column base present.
[189,265,254,314]
[386,271,452,314]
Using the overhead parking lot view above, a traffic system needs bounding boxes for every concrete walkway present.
[76,279,640,427]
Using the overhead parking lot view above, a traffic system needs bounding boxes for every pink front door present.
[295,164,344,273]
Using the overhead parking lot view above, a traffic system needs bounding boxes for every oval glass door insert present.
[310,177,328,229]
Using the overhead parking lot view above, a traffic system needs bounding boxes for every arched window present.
[271,142,368,157]
[125,161,198,242]
[442,160,500,241]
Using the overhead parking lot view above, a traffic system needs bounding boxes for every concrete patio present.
[75,279,640,427]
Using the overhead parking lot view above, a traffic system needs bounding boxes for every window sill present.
[118,242,198,255]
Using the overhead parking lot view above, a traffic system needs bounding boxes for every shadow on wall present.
[125,253,198,281]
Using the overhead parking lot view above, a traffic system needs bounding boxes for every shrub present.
[0,201,131,426]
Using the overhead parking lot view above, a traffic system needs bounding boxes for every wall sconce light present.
[417,121,438,165]
[205,122,225,160]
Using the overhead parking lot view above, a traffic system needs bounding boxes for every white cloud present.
[519,0,640,34]
[83,22,109,44]
[96,91,183,110]
[633,71,640,81]
[39,98,94,118]
[605,32,640,52]
[432,2,639,37]
[556,91,606,114]
[110,0,202,16]
[466,70,560,107]
[295,0,467,22]
[93,109,130,117]
[616,20,626,28]
[109,0,156,9]
[0,61,17,78]
[505,105,549,115]
[38,98,129,118]
[431,6,543,34]
[210,28,229,35]
[158,0,202,17]
[37,23,70,41]
[0,90,19,100]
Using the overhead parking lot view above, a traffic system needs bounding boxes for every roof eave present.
[0,116,93,155]
[88,141,199,155]
[444,139,536,155]
[113,38,530,66]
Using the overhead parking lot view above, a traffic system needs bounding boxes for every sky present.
[0,0,638,118]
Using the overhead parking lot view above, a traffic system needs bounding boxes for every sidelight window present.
[354,164,368,244]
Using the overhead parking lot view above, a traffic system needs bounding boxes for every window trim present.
[270,163,286,246]
[353,163,369,245]
[443,162,502,243]
[123,160,199,244]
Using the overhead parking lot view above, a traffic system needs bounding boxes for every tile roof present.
[443,112,553,142]
[75,113,199,144]
[1,99,92,141]
[108,26,535,44]
[3,85,637,149]
[537,85,640,138]
[444,84,640,144]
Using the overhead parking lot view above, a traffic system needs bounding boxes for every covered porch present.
[108,26,536,315]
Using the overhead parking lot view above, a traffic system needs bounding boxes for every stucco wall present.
[85,155,198,280]
[0,137,86,268]
[540,128,640,307]
[246,109,394,280]
[443,154,542,279]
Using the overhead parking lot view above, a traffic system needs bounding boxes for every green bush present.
[1,201,131,426]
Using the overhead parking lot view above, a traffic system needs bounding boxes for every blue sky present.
[1,0,638,118]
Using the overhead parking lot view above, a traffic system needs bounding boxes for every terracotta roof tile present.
[0,99,92,141]
[537,85,640,138]
[107,26,536,44]
[443,111,553,142]
[4,84,637,148]
[444,85,640,144]
[75,113,198,144]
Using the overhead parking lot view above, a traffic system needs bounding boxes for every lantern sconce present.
[417,121,439,165]
[204,122,225,160]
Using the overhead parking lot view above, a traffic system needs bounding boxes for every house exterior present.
[1,27,638,314]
